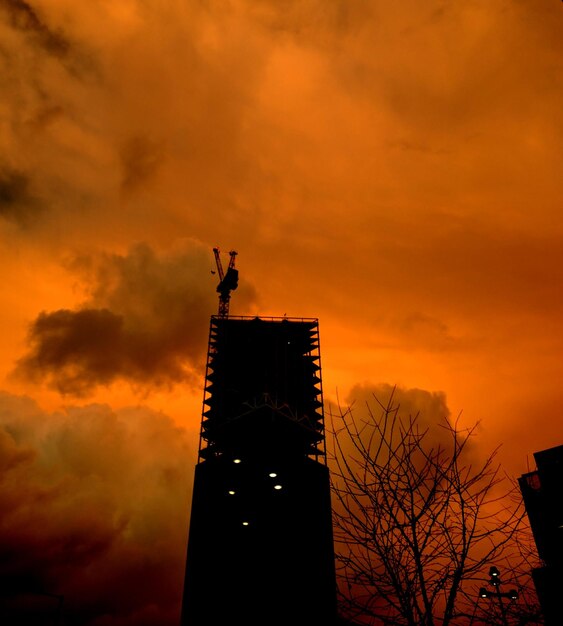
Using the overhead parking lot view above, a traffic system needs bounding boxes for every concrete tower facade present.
[181,316,337,626]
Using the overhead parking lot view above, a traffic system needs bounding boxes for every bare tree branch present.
[328,389,541,626]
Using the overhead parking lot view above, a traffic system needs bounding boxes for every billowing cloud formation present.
[334,382,461,454]
[337,383,493,475]
[15,240,257,395]
[346,382,450,425]
[0,391,193,625]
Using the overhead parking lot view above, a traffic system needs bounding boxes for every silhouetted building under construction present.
[181,316,337,626]
[519,444,563,626]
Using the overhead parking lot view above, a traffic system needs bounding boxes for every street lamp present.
[478,566,518,626]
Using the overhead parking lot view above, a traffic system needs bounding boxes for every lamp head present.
[489,566,501,585]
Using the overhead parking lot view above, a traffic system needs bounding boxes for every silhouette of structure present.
[212,247,238,318]
[477,566,518,624]
[518,444,563,626]
[181,315,337,626]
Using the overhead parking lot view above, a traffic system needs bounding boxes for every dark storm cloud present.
[0,0,70,57]
[15,240,257,395]
[0,168,41,225]
[15,309,128,395]
[0,392,192,625]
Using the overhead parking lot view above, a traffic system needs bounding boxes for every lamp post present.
[478,566,518,626]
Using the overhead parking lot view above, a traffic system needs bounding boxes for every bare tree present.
[328,388,539,626]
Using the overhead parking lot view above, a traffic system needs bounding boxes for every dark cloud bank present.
[0,391,193,625]
[15,240,257,396]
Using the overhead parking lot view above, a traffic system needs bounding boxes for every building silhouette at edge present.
[181,315,338,626]
[518,443,563,626]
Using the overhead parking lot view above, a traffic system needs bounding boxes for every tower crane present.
[213,247,238,317]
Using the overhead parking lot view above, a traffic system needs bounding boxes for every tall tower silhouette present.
[181,315,337,626]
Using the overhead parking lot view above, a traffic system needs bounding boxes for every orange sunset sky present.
[1,1,562,624]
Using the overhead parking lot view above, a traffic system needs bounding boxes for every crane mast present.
[213,247,238,317]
